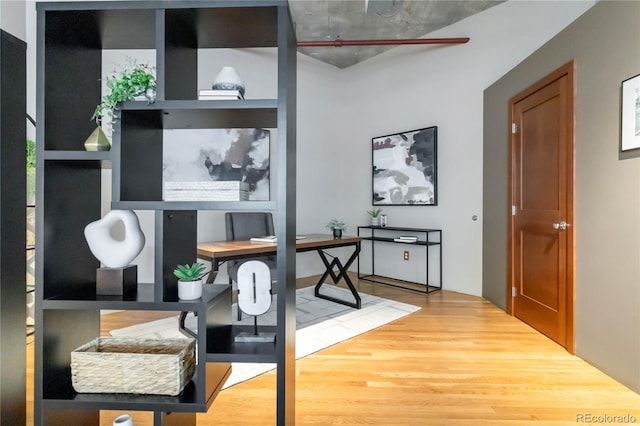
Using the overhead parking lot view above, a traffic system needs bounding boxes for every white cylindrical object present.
[113,414,133,426]
[237,260,272,315]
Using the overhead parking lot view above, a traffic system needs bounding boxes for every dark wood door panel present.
[519,227,561,311]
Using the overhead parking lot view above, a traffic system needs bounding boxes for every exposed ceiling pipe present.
[297,37,470,48]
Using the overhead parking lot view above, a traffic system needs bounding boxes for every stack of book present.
[250,235,307,243]
[250,236,277,243]
[198,89,244,100]
[164,181,249,201]
[393,235,418,243]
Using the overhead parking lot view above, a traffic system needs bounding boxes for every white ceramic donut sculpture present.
[84,210,145,268]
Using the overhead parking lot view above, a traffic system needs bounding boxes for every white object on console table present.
[113,414,134,426]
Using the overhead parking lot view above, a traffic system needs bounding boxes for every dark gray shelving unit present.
[357,226,442,293]
[35,2,296,425]
[0,29,27,426]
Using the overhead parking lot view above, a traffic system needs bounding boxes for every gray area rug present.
[111,285,420,388]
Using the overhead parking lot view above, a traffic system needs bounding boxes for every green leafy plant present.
[173,262,207,282]
[367,208,383,218]
[26,139,36,169]
[92,59,156,125]
[325,219,347,231]
[26,139,36,203]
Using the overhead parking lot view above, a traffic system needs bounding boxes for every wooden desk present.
[197,233,362,309]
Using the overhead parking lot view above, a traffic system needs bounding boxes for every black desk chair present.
[225,212,277,320]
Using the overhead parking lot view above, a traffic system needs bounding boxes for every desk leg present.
[205,259,222,284]
[314,242,361,309]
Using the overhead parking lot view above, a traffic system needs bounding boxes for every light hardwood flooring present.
[26,276,640,425]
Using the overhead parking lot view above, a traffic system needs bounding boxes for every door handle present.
[553,221,569,230]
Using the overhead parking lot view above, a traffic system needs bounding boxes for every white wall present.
[0,1,26,41]
[326,0,595,296]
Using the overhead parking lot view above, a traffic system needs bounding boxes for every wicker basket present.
[71,337,196,396]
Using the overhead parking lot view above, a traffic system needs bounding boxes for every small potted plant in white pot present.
[326,219,347,239]
[367,208,383,227]
[173,262,207,300]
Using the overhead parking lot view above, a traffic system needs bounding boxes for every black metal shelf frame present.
[357,226,442,294]
[41,283,226,308]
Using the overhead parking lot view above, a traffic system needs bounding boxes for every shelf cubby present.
[206,326,278,363]
[41,362,230,413]
[113,102,277,204]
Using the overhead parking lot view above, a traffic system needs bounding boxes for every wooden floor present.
[26,276,640,425]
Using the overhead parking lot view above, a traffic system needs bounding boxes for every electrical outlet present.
[403,250,410,261]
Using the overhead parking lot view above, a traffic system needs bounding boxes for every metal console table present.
[357,226,442,293]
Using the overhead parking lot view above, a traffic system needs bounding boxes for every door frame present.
[507,60,576,354]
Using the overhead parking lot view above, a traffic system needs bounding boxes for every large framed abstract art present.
[163,128,270,201]
[372,126,437,205]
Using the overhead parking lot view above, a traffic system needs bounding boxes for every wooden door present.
[508,62,575,352]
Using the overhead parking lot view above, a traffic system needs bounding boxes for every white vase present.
[212,66,245,97]
[178,279,203,300]
[113,414,134,426]
[370,217,381,227]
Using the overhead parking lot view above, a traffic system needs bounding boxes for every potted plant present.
[173,262,207,300]
[367,208,383,227]
[92,59,157,128]
[326,219,347,239]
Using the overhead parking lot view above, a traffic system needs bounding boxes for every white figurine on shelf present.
[84,210,145,268]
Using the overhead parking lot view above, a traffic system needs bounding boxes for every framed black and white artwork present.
[163,128,270,201]
[621,73,640,151]
[372,126,437,205]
